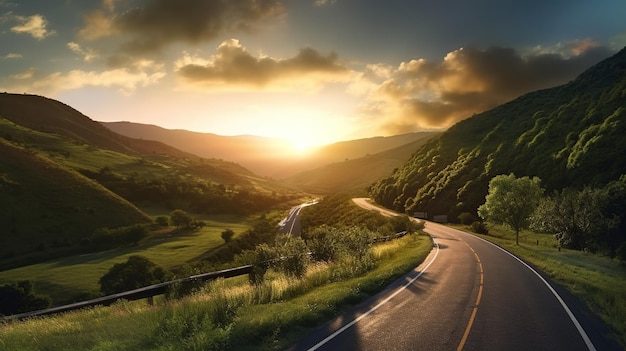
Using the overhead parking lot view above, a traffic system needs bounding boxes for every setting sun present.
[290,137,321,154]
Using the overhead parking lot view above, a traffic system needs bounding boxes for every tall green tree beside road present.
[478,174,544,245]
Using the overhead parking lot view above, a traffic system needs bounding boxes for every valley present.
[1,46,626,350]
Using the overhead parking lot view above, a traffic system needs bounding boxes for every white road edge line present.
[307,238,441,351]
[470,234,597,351]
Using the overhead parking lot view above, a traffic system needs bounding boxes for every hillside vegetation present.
[370,47,626,222]
[285,136,439,194]
[0,137,150,263]
[0,93,302,269]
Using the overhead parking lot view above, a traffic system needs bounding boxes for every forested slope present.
[370,46,626,219]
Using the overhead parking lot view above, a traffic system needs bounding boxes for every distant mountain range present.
[370,46,626,219]
[102,121,436,178]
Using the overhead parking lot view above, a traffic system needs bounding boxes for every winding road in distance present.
[286,198,621,351]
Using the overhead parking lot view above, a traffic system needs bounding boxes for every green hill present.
[0,137,151,264]
[285,134,439,194]
[370,46,626,218]
[0,93,301,269]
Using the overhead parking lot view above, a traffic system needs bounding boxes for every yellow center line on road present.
[457,245,484,351]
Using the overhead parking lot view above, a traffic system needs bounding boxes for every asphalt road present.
[278,201,317,236]
[285,199,621,351]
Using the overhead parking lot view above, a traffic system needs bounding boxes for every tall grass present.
[0,234,432,351]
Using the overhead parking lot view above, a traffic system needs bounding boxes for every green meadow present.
[0,214,250,305]
[0,233,433,351]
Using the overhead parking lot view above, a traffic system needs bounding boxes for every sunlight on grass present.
[0,234,433,351]
[0,217,250,305]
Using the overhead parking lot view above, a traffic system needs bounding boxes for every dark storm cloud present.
[368,43,614,132]
[176,39,349,88]
[80,0,285,54]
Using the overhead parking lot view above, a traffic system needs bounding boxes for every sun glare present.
[289,137,320,154]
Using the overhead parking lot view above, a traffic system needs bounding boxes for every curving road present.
[278,200,318,236]
[286,199,621,351]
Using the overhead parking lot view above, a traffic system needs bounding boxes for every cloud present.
[358,43,614,133]
[1,60,165,95]
[11,14,55,39]
[67,42,98,62]
[314,0,335,6]
[2,53,22,59]
[175,39,351,90]
[80,0,286,55]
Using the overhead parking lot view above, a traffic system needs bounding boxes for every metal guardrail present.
[2,230,410,322]
[2,265,253,322]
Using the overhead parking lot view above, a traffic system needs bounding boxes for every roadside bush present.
[306,226,339,262]
[0,280,51,315]
[155,216,169,226]
[273,234,310,279]
[99,255,167,295]
[458,212,475,225]
[250,244,275,285]
[470,221,489,234]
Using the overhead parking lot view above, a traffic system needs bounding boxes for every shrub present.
[155,216,169,226]
[221,229,235,243]
[273,235,310,279]
[99,255,166,295]
[0,280,51,315]
[470,221,489,234]
[458,212,475,225]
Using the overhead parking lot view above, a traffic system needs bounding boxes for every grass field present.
[456,223,626,347]
[0,214,250,305]
[0,233,433,351]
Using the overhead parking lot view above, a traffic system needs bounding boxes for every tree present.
[169,209,193,229]
[273,234,310,278]
[478,173,544,245]
[0,280,51,316]
[221,229,235,243]
[99,256,166,295]
[531,184,621,253]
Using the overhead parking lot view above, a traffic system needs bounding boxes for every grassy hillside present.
[285,135,439,194]
[370,46,626,219]
[0,94,303,270]
[0,138,151,265]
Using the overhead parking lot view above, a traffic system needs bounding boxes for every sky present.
[1,0,625,149]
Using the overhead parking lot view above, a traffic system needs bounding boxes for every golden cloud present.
[11,14,55,40]
[1,60,165,95]
[358,44,613,133]
[175,39,351,90]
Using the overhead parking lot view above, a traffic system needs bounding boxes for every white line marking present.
[307,239,441,351]
[469,234,597,351]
